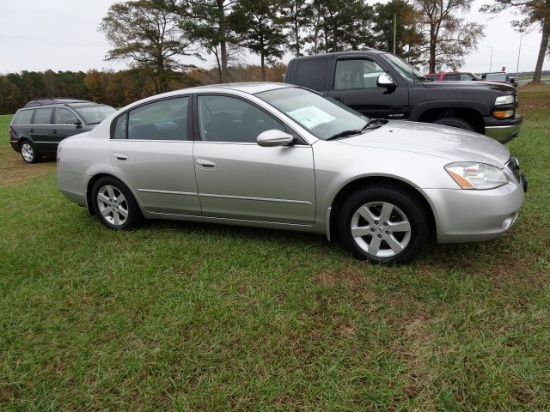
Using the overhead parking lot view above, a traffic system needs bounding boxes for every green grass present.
[1,89,550,410]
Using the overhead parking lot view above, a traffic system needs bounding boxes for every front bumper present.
[484,114,523,144]
[424,178,525,243]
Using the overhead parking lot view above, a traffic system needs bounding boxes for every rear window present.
[12,109,34,125]
[294,58,327,92]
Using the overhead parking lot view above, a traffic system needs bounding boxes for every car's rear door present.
[30,107,55,153]
[192,94,315,225]
[107,96,201,216]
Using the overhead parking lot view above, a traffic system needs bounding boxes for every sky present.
[0,0,548,76]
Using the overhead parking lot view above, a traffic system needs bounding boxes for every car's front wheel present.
[338,185,429,264]
[92,177,143,230]
[20,140,40,163]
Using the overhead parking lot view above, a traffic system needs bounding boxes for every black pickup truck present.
[284,50,522,143]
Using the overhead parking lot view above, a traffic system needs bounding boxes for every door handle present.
[333,97,344,103]
[196,159,216,168]
[113,153,128,160]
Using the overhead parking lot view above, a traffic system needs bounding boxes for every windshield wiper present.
[361,118,389,130]
[326,119,390,140]
[326,129,362,141]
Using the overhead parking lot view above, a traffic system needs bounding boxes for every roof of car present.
[191,82,291,94]
[24,98,92,108]
[290,49,386,60]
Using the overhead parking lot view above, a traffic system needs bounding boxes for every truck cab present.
[284,50,522,143]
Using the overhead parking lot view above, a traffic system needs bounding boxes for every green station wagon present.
[9,98,116,163]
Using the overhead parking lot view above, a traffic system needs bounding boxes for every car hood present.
[339,121,510,165]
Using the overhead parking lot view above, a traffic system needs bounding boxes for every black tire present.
[433,117,474,131]
[91,177,143,230]
[338,185,429,264]
[20,140,41,163]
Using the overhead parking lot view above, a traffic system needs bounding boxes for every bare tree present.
[481,0,550,83]
[414,0,484,72]
[100,0,199,93]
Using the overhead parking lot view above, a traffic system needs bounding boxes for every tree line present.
[1,0,548,114]
[0,65,285,114]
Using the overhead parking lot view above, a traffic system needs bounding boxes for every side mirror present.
[377,73,396,88]
[257,129,295,147]
[75,121,83,129]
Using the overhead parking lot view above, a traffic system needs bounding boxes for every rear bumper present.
[484,114,522,144]
[9,138,20,153]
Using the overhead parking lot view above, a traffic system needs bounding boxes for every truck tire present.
[433,117,474,131]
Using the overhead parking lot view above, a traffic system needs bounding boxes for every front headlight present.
[445,162,508,189]
[495,95,514,105]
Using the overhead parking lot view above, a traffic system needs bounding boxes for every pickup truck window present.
[294,59,326,91]
[382,53,425,83]
[334,60,385,90]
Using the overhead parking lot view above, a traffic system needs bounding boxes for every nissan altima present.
[57,83,527,264]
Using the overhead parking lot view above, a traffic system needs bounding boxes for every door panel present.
[107,96,200,216]
[194,142,315,224]
[108,141,200,216]
[193,94,315,225]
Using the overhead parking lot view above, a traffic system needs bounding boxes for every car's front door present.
[107,96,201,216]
[52,108,82,145]
[193,94,315,225]
[327,58,409,120]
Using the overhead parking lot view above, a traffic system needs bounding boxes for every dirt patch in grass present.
[517,84,550,112]
[0,149,55,186]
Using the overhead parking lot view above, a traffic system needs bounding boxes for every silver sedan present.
[57,83,527,264]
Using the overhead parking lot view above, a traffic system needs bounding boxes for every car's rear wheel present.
[92,177,143,230]
[338,185,429,264]
[20,140,40,163]
[433,117,474,131]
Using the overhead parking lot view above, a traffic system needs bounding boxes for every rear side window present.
[294,59,327,91]
[32,108,53,124]
[12,109,34,124]
[113,97,189,141]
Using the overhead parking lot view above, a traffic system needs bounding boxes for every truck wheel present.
[433,117,474,131]
[338,185,429,264]
[20,140,41,163]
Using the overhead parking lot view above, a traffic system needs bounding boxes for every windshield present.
[381,53,426,83]
[256,87,368,141]
[73,105,116,125]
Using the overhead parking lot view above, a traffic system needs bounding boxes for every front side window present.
[112,97,188,140]
[197,95,284,143]
[381,53,425,83]
[73,105,116,125]
[334,59,385,90]
[54,108,79,125]
[32,108,53,124]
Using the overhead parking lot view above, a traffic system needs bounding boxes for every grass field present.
[1,86,550,411]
